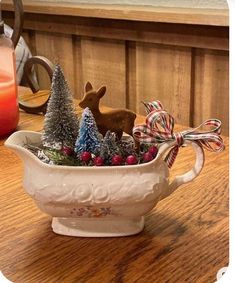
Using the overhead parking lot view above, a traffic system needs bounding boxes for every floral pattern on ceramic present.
[70,206,111,218]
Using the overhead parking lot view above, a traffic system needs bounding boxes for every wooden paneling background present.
[4,11,229,135]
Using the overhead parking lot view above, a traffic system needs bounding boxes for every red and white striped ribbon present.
[133,101,225,168]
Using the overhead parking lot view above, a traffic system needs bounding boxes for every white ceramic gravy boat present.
[5,130,204,237]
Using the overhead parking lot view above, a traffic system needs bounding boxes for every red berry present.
[81,151,92,162]
[62,146,73,156]
[126,155,138,165]
[148,146,158,157]
[111,155,123,165]
[143,152,153,163]
[94,156,104,166]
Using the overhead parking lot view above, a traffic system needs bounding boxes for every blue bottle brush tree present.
[75,107,101,155]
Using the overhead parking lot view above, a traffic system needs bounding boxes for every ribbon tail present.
[164,146,179,168]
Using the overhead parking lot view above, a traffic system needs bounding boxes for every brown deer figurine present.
[79,82,137,140]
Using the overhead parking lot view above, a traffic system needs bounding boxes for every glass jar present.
[0,20,19,137]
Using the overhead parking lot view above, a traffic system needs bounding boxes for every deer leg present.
[97,126,108,138]
[134,139,140,153]
[116,130,123,140]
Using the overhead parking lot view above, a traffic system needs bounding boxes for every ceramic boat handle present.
[159,140,205,200]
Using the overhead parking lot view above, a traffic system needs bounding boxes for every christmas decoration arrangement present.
[25,65,225,168]
[6,63,226,238]
[25,65,157,166]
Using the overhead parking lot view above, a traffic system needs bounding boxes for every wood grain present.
[4,12,229,51]
[35,31,75,96]
[80,37,126,108]
[73,36,83,100]
[193,49,229,135]
[2,0,229,26]
[0,88,229,283]
[136,43,192,125]
[126,41,137,112]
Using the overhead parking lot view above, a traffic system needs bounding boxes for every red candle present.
[0,42,19,137]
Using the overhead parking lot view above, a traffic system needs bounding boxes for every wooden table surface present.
[0,88,229,283]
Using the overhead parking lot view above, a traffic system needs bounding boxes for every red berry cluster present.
[74,145,158,167]
[81,151,92,162]
[80,151,105,166]
[80,152,139,166]
[142,145,158,163]
[111,154,139,166]
[126,155,138,165]
[61,145,158,167]
[62,146,74,156]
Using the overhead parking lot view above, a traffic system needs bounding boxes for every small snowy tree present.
[117,136,136,157]
[75,107,101,154]
[100,131,121,160]
[42,65,79,149]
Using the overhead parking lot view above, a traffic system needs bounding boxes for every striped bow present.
[133,101,225,168]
